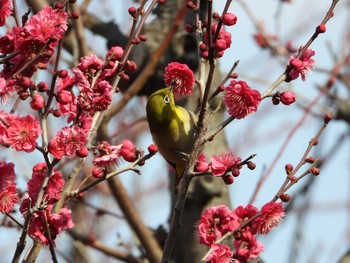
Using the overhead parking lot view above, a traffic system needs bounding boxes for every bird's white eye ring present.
[164,95,170,104]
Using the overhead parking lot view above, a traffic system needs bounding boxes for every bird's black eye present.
[164,95,170,104]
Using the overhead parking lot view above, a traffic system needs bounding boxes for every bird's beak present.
[168,85,173,95]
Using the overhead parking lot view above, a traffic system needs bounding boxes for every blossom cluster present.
[92,139,141,176]
[0,161,19,214]
[18,163,73,246]
[0,6,68,95]
[200,12,237,59]
[198,203,284,262]
[194,151,257,186]
[0,4,142,248]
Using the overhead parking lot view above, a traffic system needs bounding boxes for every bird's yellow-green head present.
[146,87,176,133]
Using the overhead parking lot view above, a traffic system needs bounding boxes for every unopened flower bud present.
[92,167,103,178]
[56,90,72,105]
[120,72,130,83]
[310,167,320,176]
[37,81,49,91]
[55,2,63,9]
[272,96,280,105]
[51,109,62,117]
[199,43,207,51]
[185,1,196,9]
[223,174,234,185]
[222,13,237,26]
[229,73,238,79]
[30,94,45,110]
[285,163,293,174]
[280,193,291,202]
[280,91,296,106]
[71,10,80,19]
[76,147,89,158]
[185,23,195,33]
[128,6,137,18]
[58,69,68,78]
[20,77,31,87]
[316,24,326,34]
[131,37,140,44]
[232,169,240,177]
[323,113,332,124]
[305,156,315,163]
[217,51,224,58]
[201,51,209,59]
[217,85,225,92]
[125,60,137,72]
[247,161,256,170]
[139,34,147,42]
[215,39,228,52]
[212,12,220,20]
[19,91,30,100]
[148,144,158,155]
[290,176,298,183]
[120,139,138,162]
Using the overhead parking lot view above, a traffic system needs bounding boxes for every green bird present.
[146,87,197,188]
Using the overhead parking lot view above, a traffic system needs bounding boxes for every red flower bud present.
[199,43,207,51]
[215,39,228,52]
[128,6,137,18]
[272,96,280,105]
[20,77,31,87]
[247,161,256,170]
[56,90,73,105]
[222,13,237,26]
[76,147,89,158]
[139,34,147,42]
[92,167,103,178]
[305,156,315,163]
[201,51,209,59]
[223,174,234,185]
[323,113,332,124]
[30,94,45,110]
[185,1,196,9]
[310,167,320,176]
[280,91,296,106]
[125,60,137,72]
[120,140,138,162]
[148,144,158,155]
[71,10,80,19]
[37,81,49,91]
[280,193,291,202]
[231,169,240,177]
[285,163,293,174]
[185,23,195,33]
[316,24,326,34]
[51,109,62,117]
[212,12,220,20]
[58,70,68,78]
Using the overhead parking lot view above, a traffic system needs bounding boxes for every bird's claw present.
[172,148,190,162]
